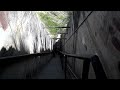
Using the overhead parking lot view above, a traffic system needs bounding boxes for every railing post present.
[60,53,64,70]
[91,55,107,79]
[82,59,90,80]
[64,55,67,79]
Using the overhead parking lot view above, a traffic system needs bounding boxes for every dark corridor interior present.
[0,11,120,79]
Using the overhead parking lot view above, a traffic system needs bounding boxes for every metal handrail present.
[0,52,52,63]
[58,50,90,79]
[59,51,91,60]
[58,50,107,79]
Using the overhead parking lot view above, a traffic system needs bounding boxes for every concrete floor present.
[32,55,65,79]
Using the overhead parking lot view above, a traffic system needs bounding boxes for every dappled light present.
[0,11,53,56]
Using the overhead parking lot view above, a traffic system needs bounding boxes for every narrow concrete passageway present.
[32,55,65,79]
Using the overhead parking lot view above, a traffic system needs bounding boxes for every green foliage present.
[37,12,69,36]
[38,13,59,35]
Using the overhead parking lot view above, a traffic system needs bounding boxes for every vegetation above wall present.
[37,11,70,37]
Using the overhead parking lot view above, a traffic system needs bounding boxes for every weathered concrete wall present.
[62,11,120,79]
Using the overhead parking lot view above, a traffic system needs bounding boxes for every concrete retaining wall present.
[61,11,120,79]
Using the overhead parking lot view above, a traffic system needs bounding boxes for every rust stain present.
[0,11,8,31]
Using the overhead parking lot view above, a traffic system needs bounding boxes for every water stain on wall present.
[113,17,120,33]
[94,32,97,37]
[112,36,120,52]
[84,44,87,51]
[108,25,115,35]
[110,17,120,52]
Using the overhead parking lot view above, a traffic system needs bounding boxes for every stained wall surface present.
[61,11,120,79]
